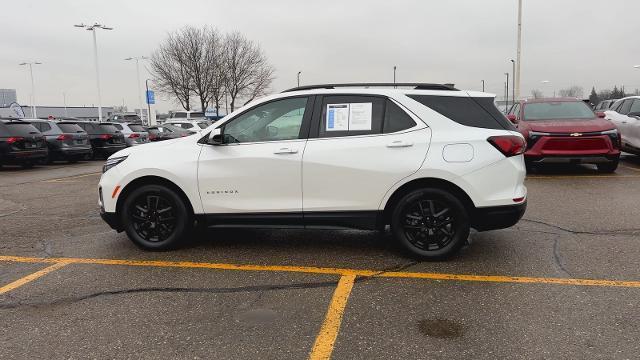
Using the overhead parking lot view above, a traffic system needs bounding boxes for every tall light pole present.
[125,56,148,122]
[481,80,485,92]
[515,0,523,101]
[510,59,516,105]
[63,92,68,117]
[297,71,301,87]
[504,73,510,113]
[19,61,42,118]
[75,23,113,122]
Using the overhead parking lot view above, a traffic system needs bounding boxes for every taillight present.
[6,136,24,144]
[487,135,526,157]
[99,134,112,140]
[56,134,71,141]
[128,133,140,138]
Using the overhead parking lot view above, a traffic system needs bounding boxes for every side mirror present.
[208,128,224,145]
[596,111,606,118]
[506,114,518,124]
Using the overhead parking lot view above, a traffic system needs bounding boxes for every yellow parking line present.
[0,261,70,294]
[2,255,640,288]
[309,274,356,360]
[42,172,101,183]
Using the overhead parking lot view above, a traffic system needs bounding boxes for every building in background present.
[0,105,114,121]
[0,89,17,107]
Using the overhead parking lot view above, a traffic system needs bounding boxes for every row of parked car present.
[0,117,211,168]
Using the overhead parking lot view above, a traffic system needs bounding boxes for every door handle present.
[622,121,628,124]
[386,140,414,148]
[273,147,298,154]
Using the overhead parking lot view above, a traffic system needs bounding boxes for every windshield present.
[523,102,595,120]
[4,122,40,136]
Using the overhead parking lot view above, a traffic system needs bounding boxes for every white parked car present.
[99,83,527,259]
[604,96,640,155]
[165,120,210,131]
[169,110,206,120]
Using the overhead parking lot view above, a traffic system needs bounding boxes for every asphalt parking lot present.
[1,157,640,359]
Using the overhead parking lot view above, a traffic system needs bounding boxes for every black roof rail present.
[282,83,459,93]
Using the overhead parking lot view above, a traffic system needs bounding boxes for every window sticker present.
[348,103,372,131]
[325,102,373,131]
[326,104,349,131]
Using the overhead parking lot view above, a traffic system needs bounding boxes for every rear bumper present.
[52,147,93,157]
[1,149,48,163]
[472,201,527,231]
[526,154,619,164]
[94,145,126,154]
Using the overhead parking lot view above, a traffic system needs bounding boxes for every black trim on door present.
[202,211,381,230]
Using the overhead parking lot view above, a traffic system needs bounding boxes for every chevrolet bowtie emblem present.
[570,133,582,137]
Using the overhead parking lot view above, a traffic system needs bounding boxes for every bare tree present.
[150,32,193,111]
[531,89,543,99]
[173,26,224,112]
[223,32,274,112]
[558,86,584,98]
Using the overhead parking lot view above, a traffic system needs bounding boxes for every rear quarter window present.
[408,95,515,130]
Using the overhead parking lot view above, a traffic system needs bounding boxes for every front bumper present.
[471,201,527,231]
[100,211,123,232]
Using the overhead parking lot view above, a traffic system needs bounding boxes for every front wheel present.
[121,184,191,250]
[391,188,470,260]
[596,160,618,173]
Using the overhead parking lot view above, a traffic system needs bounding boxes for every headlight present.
[103,156,128,173]
[600,129,618,135]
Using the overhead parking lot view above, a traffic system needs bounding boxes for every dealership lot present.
[1,158,640,359]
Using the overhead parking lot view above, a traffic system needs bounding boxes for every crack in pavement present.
[521,218,640,236]
[0,260,418,311]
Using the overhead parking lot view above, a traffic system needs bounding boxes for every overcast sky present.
[2,0,640,113]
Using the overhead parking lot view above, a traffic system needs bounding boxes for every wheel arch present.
[116,175,195,217]
[381,177,476,226]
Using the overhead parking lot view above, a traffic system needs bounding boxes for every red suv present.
[507,98,621,172]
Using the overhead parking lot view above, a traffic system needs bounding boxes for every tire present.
[597,160,618,173]
[21,161,35,169]
[391,188,470,260]
[121,184,192,250]
[524,159,534,173]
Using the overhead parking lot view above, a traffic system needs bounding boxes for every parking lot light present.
[19,61,42,118]
[125,56,148,122]
[74,23,113,122]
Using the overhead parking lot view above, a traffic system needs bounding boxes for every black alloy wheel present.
[401,198,455,251]
[122,184,191,250]
[391,188,469,260]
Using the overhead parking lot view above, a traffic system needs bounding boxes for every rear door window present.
[40,123,51,132]
[318,95,385,138]
[383,100,416,133]
[628,100,640,114]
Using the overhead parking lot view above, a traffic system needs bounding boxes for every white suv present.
[99,83,527,259]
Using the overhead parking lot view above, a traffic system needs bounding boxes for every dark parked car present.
[28,119,92,163]
[74,121,126,159]
[0,119,48,167]
[147,124,194,141]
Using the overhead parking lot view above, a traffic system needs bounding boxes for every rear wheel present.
[596,160,618,173]
[391,188,470,260]
[121,184,191,250]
